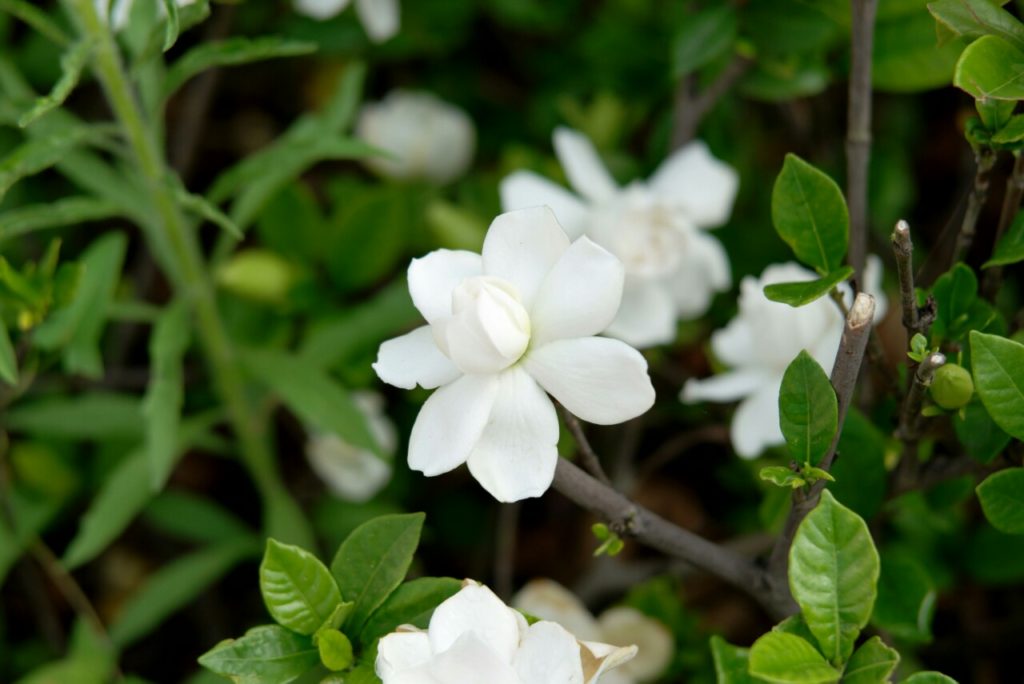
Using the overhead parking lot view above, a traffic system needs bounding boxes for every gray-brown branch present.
[671,55,752,149]
[891,219,934,339]
[846,0,878,284]
[952,148,997,264]
[982,152,1024,299]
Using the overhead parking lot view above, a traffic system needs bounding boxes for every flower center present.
[435,275,531,375]
[589,188,692,280]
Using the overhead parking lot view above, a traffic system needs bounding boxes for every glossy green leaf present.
[954,35,1024,101]
[991,115,1024,144]
[317,629,354,671]
[163,37,316,97]
[0,196,124,244]
[763,267,852,307]
[772,613,817,643]
[841,636,899,684]
[142,301,191,489]
[984,209,1024,267]
[970,331,1024,439]
[197,625,318,683]
[18,39,93,127]
[931,264,998,344]
[954,400,1011,463]
[928,0,1024,50]
[709,635,760,684]
[0,317,16,384]
[871,552,936,643]
[672,5,737,77]
[789,490,880,664]
[260,539,342,635]
[111,537,259,648]
[977,469,1024,534]
[5,392,142,441]
[748,632,839,683]
[771,154,849,274]
[778,351,838,465]
[359,577,462,645]
[902,673,958,684]
[331,512,425,633]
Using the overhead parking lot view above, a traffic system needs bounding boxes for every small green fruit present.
[929,363,974,410]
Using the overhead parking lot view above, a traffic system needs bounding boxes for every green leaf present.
[748,632,840,683]
[144,490,253,544]
[142,302,191,489]
[873,9,965,93]
[771,154,849,274]
[359,577,462,646]
[672,5,737,78]
[0,126,94,202]
[789,490,880,664]
[954,400,1011,463]
[18,39,94,128]
[760,466,805,489]
[0,196,124,244]
[970,331,1024,440]
[0,317,16,384]
[902,673,958,684]
[991,116,1024,144]
[331,512,425,633]
[928,0,1024,50]
[772,613,817,643]
[841,636,899,684]
[161,0,180,51]
[0,0,72,46]
[778,351,838,465]
[110,537,259,648]
[260,539,342,635]
[763,267,853,307]
[977,469,1024,534]
[931,264,996,344]
[828,409,887,519]
[242,348,379,455]
[709,635,761,684]
[871,552,936,643]
[33,232,127,378]
[5,392,143,441]
[174,185,242,239]
[0,483,74,585]
[953,35,1024,101]
[164,37,317,97]
[317,629,354,671]
[198,625,319,684]
[984,209,1024,267]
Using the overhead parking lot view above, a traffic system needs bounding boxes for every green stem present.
[64,0,310,546]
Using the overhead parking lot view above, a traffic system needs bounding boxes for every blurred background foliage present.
[1,0,1023,682]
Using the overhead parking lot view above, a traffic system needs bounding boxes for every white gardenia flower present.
[681,258,888,459]
[501,127,739,348]
[95,0,195,31]
[294,0,399,43]
[372,206,655,502]
[356,90,476,185]
[305,392,396,503]
[513,579,673,684]
[376,580,638,684]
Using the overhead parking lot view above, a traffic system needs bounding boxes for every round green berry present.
[929,363,974,410]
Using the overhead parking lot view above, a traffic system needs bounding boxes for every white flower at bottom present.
[376,580,637,684]
[372,207,655,502]
[305,392,395,503]
[680,258,887,459]
[294,0,399,42]
[357,90,476,185]
[513,580,673,684]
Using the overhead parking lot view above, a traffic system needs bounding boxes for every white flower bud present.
[435,276,531,375]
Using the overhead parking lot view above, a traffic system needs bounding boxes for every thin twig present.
[671,55,752,149]
[561,408,611,486]
[846,0,878,284]
[982,152,1024,299]
[897,352,945,443]
[891,219,935,340]
[952,148,997,264]
[767,293,876,613]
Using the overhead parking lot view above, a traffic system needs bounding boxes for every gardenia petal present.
[306,433,392,503]
[553,127,619,203]
[407,249,482,325]
[648,140,739,228]
[356,0,400,42]
[408,374,498,476]
[604,279,677,348]
[466,368,559,502]
[597,607,673,681]
[500,171,590,239]
[428,582,523,665]
[530,236,624,346]
[426,633,521,684]
[730,379,784,459]
[482,206,570,309]
[514,621,585,684]
[373,326,460,390]
[512,579,602,642]
[525,337,655,425]
[294,0,351,19]
[377,629,433,680]
[581,641,640,684]
[667,229,731,317]
[681,369,771,404]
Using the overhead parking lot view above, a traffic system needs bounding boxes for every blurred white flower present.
[680,258,887,459]
[95,0,195,31]
[305,392,395,503]
[356,90,476,184]
[501,127,739,348]
[372,207,655,502]
[294,0,399,43]
[376,580,637,684]
[513,579,673,684]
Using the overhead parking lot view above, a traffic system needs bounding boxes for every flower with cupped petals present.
[357,91,476,184]
[501,127,739,348]
[372,207,656,502]
[294,0,399,43]
[376,580,638,684]
[513,579,673,684]
[95,0,195,31]
[305,392,395,503]
[681,258,887,459]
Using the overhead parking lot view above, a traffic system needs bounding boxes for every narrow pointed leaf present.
[0,196,124,244]
[164,37,316,97]
[0,318,17,384]
[260,539,342,635]
[161,0,180,51]
[19,39,94,128]
[142,302,191,489]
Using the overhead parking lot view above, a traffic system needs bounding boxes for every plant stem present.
[897,352,945,443]
[561,407,611,486]
[846,0,878,285]
[891,219,935,339]
[982,152,1024,299]
[65,0,308,546]
[671,55,751,149]
[767,293,876,614]
[952,148,997,264]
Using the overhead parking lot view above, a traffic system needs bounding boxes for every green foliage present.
[672,5,737,78]
[163,37,317,97]
[970,331,1024,440]
[954,35,1024,101]
[357,577,461,644]
[771,154,849,275]
[763,267,853,307]
[929,0,1024,49]
[260,539,343,635]
[142,302,190,489]
[710,636,756,684]
[954,399,1011,463]
[197,625,320,684]
[931,265,1001,345]
[17,38,93,127]
[778,351,838,466]
[841,637,899,684]
[871,552,936,643]
[748,632,839,683]
[976,469,1024,534]
[985,209,1024,267]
